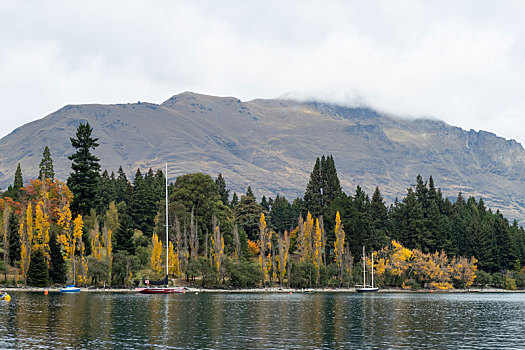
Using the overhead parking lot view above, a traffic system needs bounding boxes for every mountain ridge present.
[1,91,525,223]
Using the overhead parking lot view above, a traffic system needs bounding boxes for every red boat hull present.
[136,287,185,294]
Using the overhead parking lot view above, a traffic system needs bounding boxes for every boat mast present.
[165,162,169,286]
[362,246,366,287]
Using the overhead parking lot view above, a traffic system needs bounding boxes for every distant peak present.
[161,91,242,108]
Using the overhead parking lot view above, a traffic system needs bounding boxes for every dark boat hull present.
[136,287,185,294]
[356,287,379,293]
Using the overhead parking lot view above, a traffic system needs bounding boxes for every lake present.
[0,291,524,349]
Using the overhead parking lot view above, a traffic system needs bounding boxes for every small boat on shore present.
[60,285,80,293]
[0,292,11,301]
[135,286,186,294]
[356,247,379,293]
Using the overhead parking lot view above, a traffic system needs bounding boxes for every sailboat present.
[356,246,379,293]
[136,163,185,294]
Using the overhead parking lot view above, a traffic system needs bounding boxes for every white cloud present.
[1,0,525,143]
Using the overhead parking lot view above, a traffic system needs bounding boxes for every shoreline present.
[1,286,524,293]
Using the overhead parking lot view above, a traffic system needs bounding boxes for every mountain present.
[1,91,525,222]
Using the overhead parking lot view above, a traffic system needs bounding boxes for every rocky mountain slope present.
[2,91,525,222]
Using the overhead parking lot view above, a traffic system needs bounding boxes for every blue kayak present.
[60,285,80,293]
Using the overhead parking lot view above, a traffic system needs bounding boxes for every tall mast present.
[362,246,366,287]
[165,163,169,283]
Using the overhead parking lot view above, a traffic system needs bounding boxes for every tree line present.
[0,122,524,289]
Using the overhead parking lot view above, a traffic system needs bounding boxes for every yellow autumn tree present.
[19,213,30,284]
[168,241,180,276]
[102,225,113,284]
[247,239,260,256]
[76,241,88,285]
[259,213,269,282]
[73,215,85,285]
[150,232,163,274]
[57,203,73,259]
[91,230,103,261]
[33,201,50,264]
[301,212,314,262]
[211,215,224,278]
[334,211,345,282]
[26,202,33,248]
[277,230,291,286]
[412,250,453,290]
[313,218,323,283]
[452,256,478,288]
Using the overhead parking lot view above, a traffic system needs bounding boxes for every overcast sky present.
[1,1,525,143]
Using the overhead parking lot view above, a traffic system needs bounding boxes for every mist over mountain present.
[2,91,525,222]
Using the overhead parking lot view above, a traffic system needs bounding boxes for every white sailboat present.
[136,163,185,294]
[356,246,379,293]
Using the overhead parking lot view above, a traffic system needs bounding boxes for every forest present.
[0,122,524,290]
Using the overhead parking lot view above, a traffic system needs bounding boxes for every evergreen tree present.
[5,164,24,200]
[304,157,323,217]
[115,166,129,204]
[27,249,49,287]
[270,195,292,233]
[115,203,135,254]
[38,146,55,180]
[260,196,270,212]
[304,155,342,218]
[68,122,101,215]
[49,234,67,284]
[393,188,424,250]
[96,170,116,214]
[234,195,263,240]
[130,169,157,236]
[7,214,20,266]
[322,155,342,206]
[230,192,239,208]
[215,173,229,205]
[246,186,256,200]
[367,187,388,251]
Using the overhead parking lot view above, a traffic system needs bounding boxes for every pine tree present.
[260,196,269,212]
[6,163,24,200]
[96,170,116,214]
[27,248,49,287]
[304,158,323,217]
[304,155,342,218]
[246,186,256,200]
[115,204,135,254]
[215,173,229,206]
[39,146,55,180]
[270,195,292,233]
[322,155,342,207]
[230,192,239,208]
[368,187,388,251]
[8,214,20,265]
[49,234,67,284]
[115,166,129,203]
[67,122,101,215]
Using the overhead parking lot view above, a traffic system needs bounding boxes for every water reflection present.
[0,292,525,349]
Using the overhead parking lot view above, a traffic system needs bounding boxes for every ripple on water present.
[1,292,525,349]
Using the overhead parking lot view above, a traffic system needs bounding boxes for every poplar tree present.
[39,146,55,180]
[68,122,101,215]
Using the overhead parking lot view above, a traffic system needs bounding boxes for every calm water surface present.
[0,291,524,349]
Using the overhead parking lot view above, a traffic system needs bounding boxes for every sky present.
[1,1,525,142]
